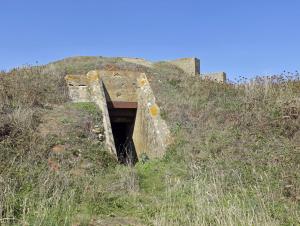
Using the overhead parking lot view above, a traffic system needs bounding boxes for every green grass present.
[69,102,101,120]
[145,63,300,225]
[0,58,299,225]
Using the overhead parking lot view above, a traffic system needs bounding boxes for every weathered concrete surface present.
[96,79,117,156]
[168,58,227,83]
[101,70,139,102]
[133,74,171,158]
[202,72,227,83]
[65,74,91,102]
[169,58,200,76]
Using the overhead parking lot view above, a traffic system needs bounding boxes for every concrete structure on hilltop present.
[169,58,200,76]
[121,57,227,82]
[65,57,226,164]
[169,57,227,82]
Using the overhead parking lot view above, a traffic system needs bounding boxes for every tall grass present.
[154,166,281,226]
[0,64,141,225]
[148,63,300,225]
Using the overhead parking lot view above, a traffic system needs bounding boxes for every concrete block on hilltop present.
[169,58,200,76]
[202,72,227,83]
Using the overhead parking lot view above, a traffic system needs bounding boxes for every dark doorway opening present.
[107,101,138,165]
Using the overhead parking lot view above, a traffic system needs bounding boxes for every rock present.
[98,133,104,141]
[92,128,102,134]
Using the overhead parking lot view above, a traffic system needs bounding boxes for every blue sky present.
[0,0,299,79]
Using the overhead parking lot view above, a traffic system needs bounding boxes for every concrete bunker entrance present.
[107,101,138,165]
[65,71,171,162]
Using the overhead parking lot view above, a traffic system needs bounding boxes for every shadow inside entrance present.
[108,102,138,165]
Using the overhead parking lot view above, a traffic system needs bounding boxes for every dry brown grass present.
[146,62,300,225]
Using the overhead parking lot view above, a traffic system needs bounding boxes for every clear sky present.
[1,0,299,79]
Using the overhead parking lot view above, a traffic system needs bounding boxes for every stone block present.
[169,58,200,76]
[202,72,227,83]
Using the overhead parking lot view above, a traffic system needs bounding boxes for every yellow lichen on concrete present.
[65,71,101,86]
[149,104,159,117]
[65,74,90,86]
[86,70,101,82]
[139,78,148,87]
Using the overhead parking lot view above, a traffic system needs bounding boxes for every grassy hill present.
[0,57,299,225]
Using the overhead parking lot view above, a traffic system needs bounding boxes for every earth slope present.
[0,56,299,225]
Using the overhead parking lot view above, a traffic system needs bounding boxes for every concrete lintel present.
[107,101,138,109]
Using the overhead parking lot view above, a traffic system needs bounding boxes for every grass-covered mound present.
[147,63,300,225]
[0,57,299,225]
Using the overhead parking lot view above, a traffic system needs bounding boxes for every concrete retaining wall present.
[64,74,91,102]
